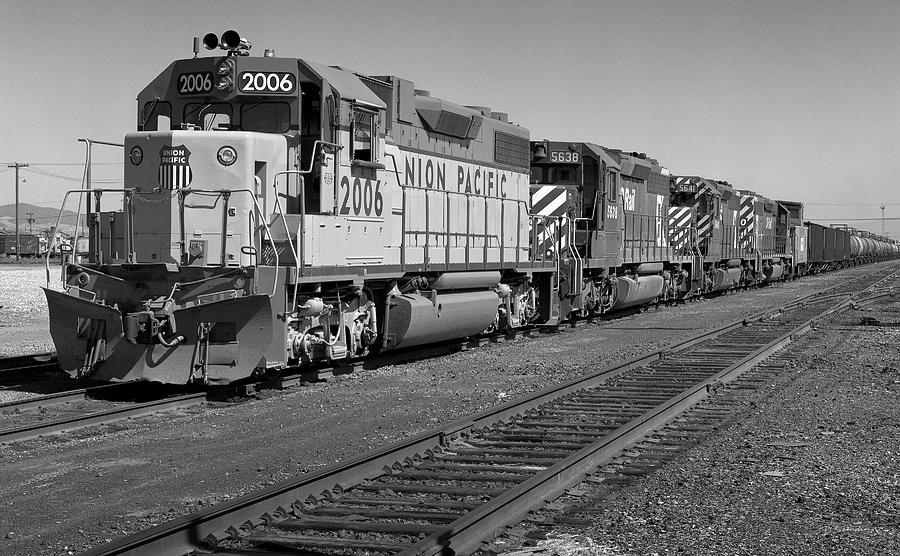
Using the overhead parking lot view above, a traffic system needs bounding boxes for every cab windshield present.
[241,101,291,133]
[184,102,232,130]
[182,101,290,133]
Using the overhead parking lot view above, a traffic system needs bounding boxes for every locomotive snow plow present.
[44,265,273,384]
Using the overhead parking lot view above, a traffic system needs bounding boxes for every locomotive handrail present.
[281,140,342,276]
[73,139,124,264]
[299,140,343,175]
[178,188,279,297]
[44,188,134,288]
[384,151,537,269]
[271,169,307,309]
[397,183,529,268]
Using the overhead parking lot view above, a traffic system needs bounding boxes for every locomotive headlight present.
[129,146,143,165]
[216,59,234,76]
[216,76,233,91]
[217,146,237,166]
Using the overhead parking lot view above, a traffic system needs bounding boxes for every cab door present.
[593,169,623,264]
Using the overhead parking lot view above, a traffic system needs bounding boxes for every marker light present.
[217,146,237,166]
[129,146,143,165]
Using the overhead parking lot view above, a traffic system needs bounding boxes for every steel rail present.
[76,276,882,556]
[0,351,57,371]
[0,381,137,413]
[0,390,210,444]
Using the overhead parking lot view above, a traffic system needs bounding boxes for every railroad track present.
[0,351,56,371]
[3,263,892,447]
[0,351,61,388]
[0,383,211,444]
[77,262,898,556]
[509,339,818,536]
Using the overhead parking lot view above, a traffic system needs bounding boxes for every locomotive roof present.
[710,180,736,200]
[300,60,386,109]
[581,143,621,169]
[674,176,724,197]
[603,148,668,180]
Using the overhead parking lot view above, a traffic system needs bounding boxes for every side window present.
[351,109,375,162]
[606,172,617,200]
[546,167,557,184]
[141,101,172,131]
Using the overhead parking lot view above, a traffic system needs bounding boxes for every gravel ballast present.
[0,263,897,555]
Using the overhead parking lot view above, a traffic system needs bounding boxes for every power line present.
[805,202,900,206]
[23,166,122,183]
[810,217,900,222]
[0,161,122,166]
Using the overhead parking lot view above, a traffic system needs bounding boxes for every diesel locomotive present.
[43,31,898,384]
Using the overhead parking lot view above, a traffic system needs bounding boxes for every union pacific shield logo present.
[158,145,193,189]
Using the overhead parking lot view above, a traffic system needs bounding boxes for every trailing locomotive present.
[43,32,898,384]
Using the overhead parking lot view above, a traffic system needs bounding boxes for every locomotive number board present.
[675,182,697,193]
[238,72,297,94]
[178,72,215,95]
[550,151,580,163]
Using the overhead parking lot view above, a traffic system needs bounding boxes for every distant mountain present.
[0,203,79,235]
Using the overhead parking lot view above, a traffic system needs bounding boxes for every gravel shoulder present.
[0,264,893,555]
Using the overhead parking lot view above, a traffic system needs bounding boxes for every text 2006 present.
[339,177,384,217]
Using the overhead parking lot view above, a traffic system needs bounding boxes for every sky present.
[1,0,899,236]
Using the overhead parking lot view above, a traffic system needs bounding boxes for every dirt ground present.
[0,264,894,555]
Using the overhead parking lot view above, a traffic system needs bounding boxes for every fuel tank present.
[429,271,501,290]
[383,290,499,350]
[635,262,664,275]
[608,275,664,311]
[44,288,273,384]
[710,267,742,291]
[763,264,784,281]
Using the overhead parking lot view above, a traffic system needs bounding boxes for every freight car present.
[0,234,40,257]
[802,224,896,271]
[42,31,899,385]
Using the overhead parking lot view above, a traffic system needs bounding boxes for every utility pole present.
[881,205,886,236]
[7,163,28,261]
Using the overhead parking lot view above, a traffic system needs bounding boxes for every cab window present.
[140,101,171,131]
[184,102,232,130]
[351,109,375,162]
[606,171,617,200]
[241,102,291,133]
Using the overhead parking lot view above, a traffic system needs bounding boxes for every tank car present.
[44,31,558,384]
